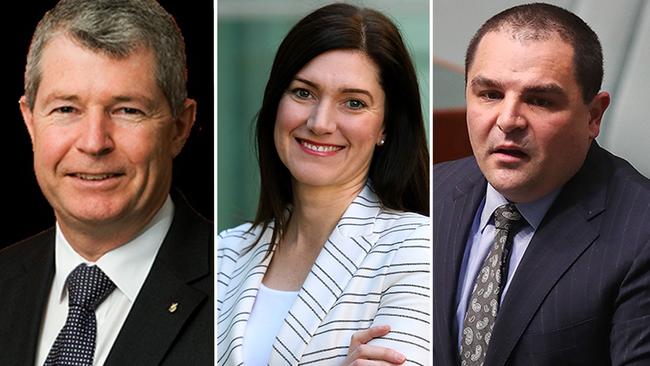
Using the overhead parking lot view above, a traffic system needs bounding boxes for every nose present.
[496,97,527,133]
[75,110,115,156]
[306,101,336,135]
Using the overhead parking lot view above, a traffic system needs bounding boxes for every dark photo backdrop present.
[2,1,213,250]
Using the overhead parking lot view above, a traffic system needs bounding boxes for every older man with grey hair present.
[0,0,212,364]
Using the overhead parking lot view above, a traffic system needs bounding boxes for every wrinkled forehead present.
[469,29,580,93]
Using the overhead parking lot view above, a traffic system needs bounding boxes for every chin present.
[293,177,335,188]
[486,170,530,195]
[290,168,336,186]
[61,199,130,224]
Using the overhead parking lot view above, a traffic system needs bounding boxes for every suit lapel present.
[0,230,54,366]
[433,161,486,364]
[486,143,608,365]
[269,185,381,365]
[105,196,212,365]
[217,227,273,366]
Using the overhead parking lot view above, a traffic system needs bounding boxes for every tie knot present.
[494,203,523,231]
[66,264,116,310]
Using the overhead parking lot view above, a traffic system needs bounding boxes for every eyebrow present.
[293,77,375,103]
[470,76,567,97]
[41,93,156,109]
[113,95,157,109]
[42,94,80,106]
[470,76,504,90]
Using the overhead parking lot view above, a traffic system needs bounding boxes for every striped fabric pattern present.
[217,184,431,365]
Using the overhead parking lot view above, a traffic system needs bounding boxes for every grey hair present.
[24,0,187,117]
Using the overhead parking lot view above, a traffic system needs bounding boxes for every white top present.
[243,284,299,366]
[35,196,174,366]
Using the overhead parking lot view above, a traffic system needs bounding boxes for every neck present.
[285,181,365,250]
[56,200,165,262]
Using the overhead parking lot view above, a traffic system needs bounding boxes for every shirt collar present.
[53,195,175,303]
[479,183,561,232]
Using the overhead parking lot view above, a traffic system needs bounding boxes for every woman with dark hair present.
[218,3,430,365]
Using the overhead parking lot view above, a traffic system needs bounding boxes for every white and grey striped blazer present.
[217,184,431,365]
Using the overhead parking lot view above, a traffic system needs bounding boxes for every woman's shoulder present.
[370,208,431,249]
[374,208,430,230]
[217,222,266,251]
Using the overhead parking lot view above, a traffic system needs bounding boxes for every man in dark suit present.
[0,0,212,364]
[433,3,650,365]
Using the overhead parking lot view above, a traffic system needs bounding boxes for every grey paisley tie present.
[460,203,524,366]
[45,264,116,366]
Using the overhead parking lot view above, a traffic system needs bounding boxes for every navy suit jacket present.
[0,192,213,365]
[433,143,650,365]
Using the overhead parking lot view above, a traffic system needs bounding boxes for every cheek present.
[344,117,382,151]
[536,114,585,150]
[33,127,74,169]
[275,98,305,134]
[466,109,490,148]
[274,99,306,152]
[125,129,170,166]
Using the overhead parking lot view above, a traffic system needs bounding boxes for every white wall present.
[433,0,650,177]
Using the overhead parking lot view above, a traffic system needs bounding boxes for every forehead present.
[39,34,156,72]
[296,50,382,88]
[468,30,578,90]
[35,35,160,101]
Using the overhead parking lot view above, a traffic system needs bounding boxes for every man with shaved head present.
[433,3,650,365]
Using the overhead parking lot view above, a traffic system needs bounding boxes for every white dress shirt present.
[35,196,174,366]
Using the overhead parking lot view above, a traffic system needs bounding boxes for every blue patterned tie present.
[460,203,524,366]
[45,264,116,366]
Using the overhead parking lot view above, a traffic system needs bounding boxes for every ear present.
[171,98,197,157]
[19,96,36,144]
[587,91,610,140]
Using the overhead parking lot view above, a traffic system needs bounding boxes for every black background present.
[3,2,213,249]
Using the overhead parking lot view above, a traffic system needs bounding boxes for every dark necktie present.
[45,264,116,366]
[460,203,524,366]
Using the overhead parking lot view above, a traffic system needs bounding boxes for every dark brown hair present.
[465,2,603,103]
[251,3,429,250]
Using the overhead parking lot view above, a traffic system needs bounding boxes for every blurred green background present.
[217,0,430,232]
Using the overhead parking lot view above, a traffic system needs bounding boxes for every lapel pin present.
[168,302,178,313]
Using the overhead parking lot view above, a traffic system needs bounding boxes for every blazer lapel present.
[433,162,486,364]
[269,185,381,365]
[105,198,212,365]
[217,227,274,366]
[0,230,54,366]
[485,143,608,365]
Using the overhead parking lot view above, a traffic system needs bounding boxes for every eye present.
[345,99,366,110]
[527,97,552,107]
[52,106,77,114]
[480,91,503,101]
[291,88,312,99]
[115,107,145,115]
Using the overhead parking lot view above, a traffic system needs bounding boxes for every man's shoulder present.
[605,149,650,192]
[433,155,482,193]
[169,191,213,242]
[433,154,477,172]
[586,146,650,203]
[0,228,54,274]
